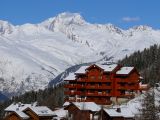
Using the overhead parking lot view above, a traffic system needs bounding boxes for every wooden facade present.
[96,109,134,120]
[23,108,54,120]
[64,64,146,105]
[64,103,95,120]
[4,106,54,120]
[4,112,28,120]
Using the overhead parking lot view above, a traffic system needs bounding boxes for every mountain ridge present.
[0,12,160,96]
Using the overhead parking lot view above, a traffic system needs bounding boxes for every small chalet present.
[52,108,68,120]
[96,105,135,120]
[4,102,55,120]
[64,102,100,120]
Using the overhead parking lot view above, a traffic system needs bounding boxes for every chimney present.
[16,108,19,111]
[116,107,121,113]
[18,102,21,107]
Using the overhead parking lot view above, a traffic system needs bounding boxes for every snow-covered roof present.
[5,102,35,112]
[27,106,55,116]
[5,102,54,118]
[64,73,76,80]
[99,64,118,72]
[104,108,122,117]
[104,106,134,118]
[53,108,68,118]
[13,111,30,119]
[75,66,89,74]
[5,102,35,119]
[116,67,134,75]
[120,105,135,118]
[63,102,70,107]
[72,102,100,111]
[75,64,118,74]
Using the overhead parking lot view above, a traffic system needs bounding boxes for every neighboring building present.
[4,102,55,120]
[4,102,34,120]
[64,64,147,105]
[52,108,68,120]
[64,102,100,120]
[96,105,135,120]
[4,111,30,120]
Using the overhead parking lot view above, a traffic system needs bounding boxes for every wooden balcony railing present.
[85,92,111,97]
[116,78,138,83]
[85,79,112,83]
[64,91,82,95]
[64,84,76,89]
[85,85,112,89]
[64,97,112,105]
[116,93,135,98]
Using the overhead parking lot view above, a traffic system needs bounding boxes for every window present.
[106,75,110,80]
[120,90,125,95]
[91,76,95,80]
[106,82,111,86]
[99,83,102,86]
[98,76,102,80]
[106,90,110,94]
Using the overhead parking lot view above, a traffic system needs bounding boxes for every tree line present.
[119,44,160,86]
[0,83,64,119]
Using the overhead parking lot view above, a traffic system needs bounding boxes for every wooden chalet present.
[96,106,135,120]
[64,102,100,120]
[4,103,55,120]
[4,111,29,120]
[64,64,147,105]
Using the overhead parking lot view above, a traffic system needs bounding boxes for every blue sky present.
[0,0,159,29]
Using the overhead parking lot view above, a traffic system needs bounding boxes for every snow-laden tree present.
[137,89,159,120]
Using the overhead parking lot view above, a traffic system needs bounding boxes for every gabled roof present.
[72,102,101,112]
[64,73,76,81]
[75,66,89,74]
[63,102,70,107]
[24,106,55,117]
[5,102,35,119]
[5,102,35,112]
[120,105,134,118]
[103,105,134,118]
[53,108,68,118]
[116,67,134,75]
[6,111,29,119]
[98,64,118,72]
[104,108,122,117]
[75,64,118,74]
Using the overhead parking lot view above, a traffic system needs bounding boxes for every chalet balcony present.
[85,85,112,89]
[76,78,86,82]
[76,84,85,89]
[116,78,138,83]
[85,79,112,83]
[64,84,76,89]
[64,91,82,95]
[116,85,138,90]
[126,85,139,90]
[116,93,135,98]
[139,84,149,90]
[64,97,112,105]
[86,92,111,97]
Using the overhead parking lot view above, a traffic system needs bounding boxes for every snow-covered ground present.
[1,12,160,95]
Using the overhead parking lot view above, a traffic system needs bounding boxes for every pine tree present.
[137,89,159,120]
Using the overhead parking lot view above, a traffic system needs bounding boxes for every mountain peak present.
[131,25,152,31]
[0,20,14,35]
[40,12,86,32]
[55,12,85,25]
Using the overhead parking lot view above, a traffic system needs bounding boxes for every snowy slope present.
[1,12,160,95]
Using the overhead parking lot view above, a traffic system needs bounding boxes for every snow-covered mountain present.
[0,12,160,95]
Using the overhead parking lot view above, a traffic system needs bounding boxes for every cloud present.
[122,17,140,22]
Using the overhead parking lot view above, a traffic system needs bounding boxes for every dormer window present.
[91,76,95,80]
